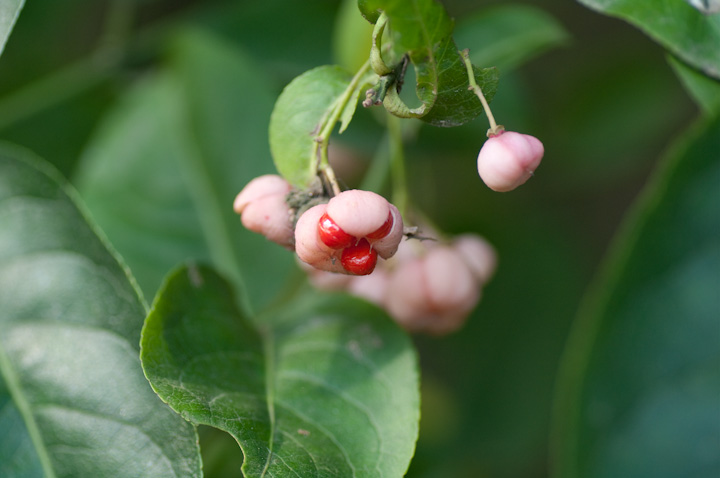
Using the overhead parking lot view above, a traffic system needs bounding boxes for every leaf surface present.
[77,29,296,313]
[0,147,201,478]
[0,0,23,57]
[269,65,353,187]
[669,56,720,115]
[553,116,720,478]
[142,264,420,478]
[364,0,499,126]
[454,4,570,73]
[578,0,720,79]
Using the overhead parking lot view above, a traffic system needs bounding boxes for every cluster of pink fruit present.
[233,130,542,333]
[303,231,496,335]
[233,177,403,275]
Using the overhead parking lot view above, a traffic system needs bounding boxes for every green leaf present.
[269,65,353,187]
[0,147,201,478]
[366,0,499,127]
[668,55,720,115]
[75,75,211,301]
[454,4,570,73]
[77,29,296,313]
[552,116,720,478]
[0,375,44,477]
[578,0,720,79]
[142,263,420,478]
[358,0,381,23]
[0,0,24,57]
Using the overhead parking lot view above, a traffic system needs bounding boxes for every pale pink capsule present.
[240,194,294,247]
[347,268,390,306]
[453,234,497,283]
[385,246,481,335]
[233,174,291,213]
[294,204,345,274]
[423,247,480,314]
[385,259,430,329]
[477,131,544,192]
[326,190,390,237]
[371,204,404,259]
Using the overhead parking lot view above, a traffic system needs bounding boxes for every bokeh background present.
[0,1,702,477]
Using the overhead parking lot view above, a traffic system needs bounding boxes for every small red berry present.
[340,239,377,275]
[318,212,355,249]
[366,212,393,240]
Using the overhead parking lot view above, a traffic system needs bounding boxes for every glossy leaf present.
[77,29,296,313]
[364,0,499,127]
[142,263,420,478]
[553,117,720,478]
[454,4,570,73]
[0,147,201,478]
[0,0,23,57]
[579,0,720,79]
[269,65,353,187]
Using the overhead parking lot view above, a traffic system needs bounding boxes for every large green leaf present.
[0,0,24,57]
[0,147,201,478]
[553,116,720,477]
[142,263,420,477]
[75,74,210,301]
[362,0,499,127]
[454,4,570,73]
[578,0,720,79]
[269,65,353,188]
[0,375,43,477]
[77,29,296,314]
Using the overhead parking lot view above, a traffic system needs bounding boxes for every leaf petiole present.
[460,49,503,137]
[313,58,375,195]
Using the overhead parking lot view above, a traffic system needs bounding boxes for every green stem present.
[386,113,408,218]
[314,58,373,195]
[459,49,503,137]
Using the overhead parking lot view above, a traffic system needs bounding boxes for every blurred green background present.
[0,1,702,477]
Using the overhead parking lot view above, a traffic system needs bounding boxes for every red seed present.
[318,212,355,249]
[366,212,394,240]
[341,239,377,275]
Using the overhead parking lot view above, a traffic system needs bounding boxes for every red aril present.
[341,239,377,275]
[317,212,355,249]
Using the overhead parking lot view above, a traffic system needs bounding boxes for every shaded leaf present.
[0,376,43,477]
[553,117,720,477]
[77,29,296,313]
[0,0,24,57]
[269,65,353,187]
[76,75,210,300]
[365,0,499,126]
[142,263,420,477]
[578,0,720,79]
[0,147,201,478]
[669,55,720,115]
[454,4,570,73]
